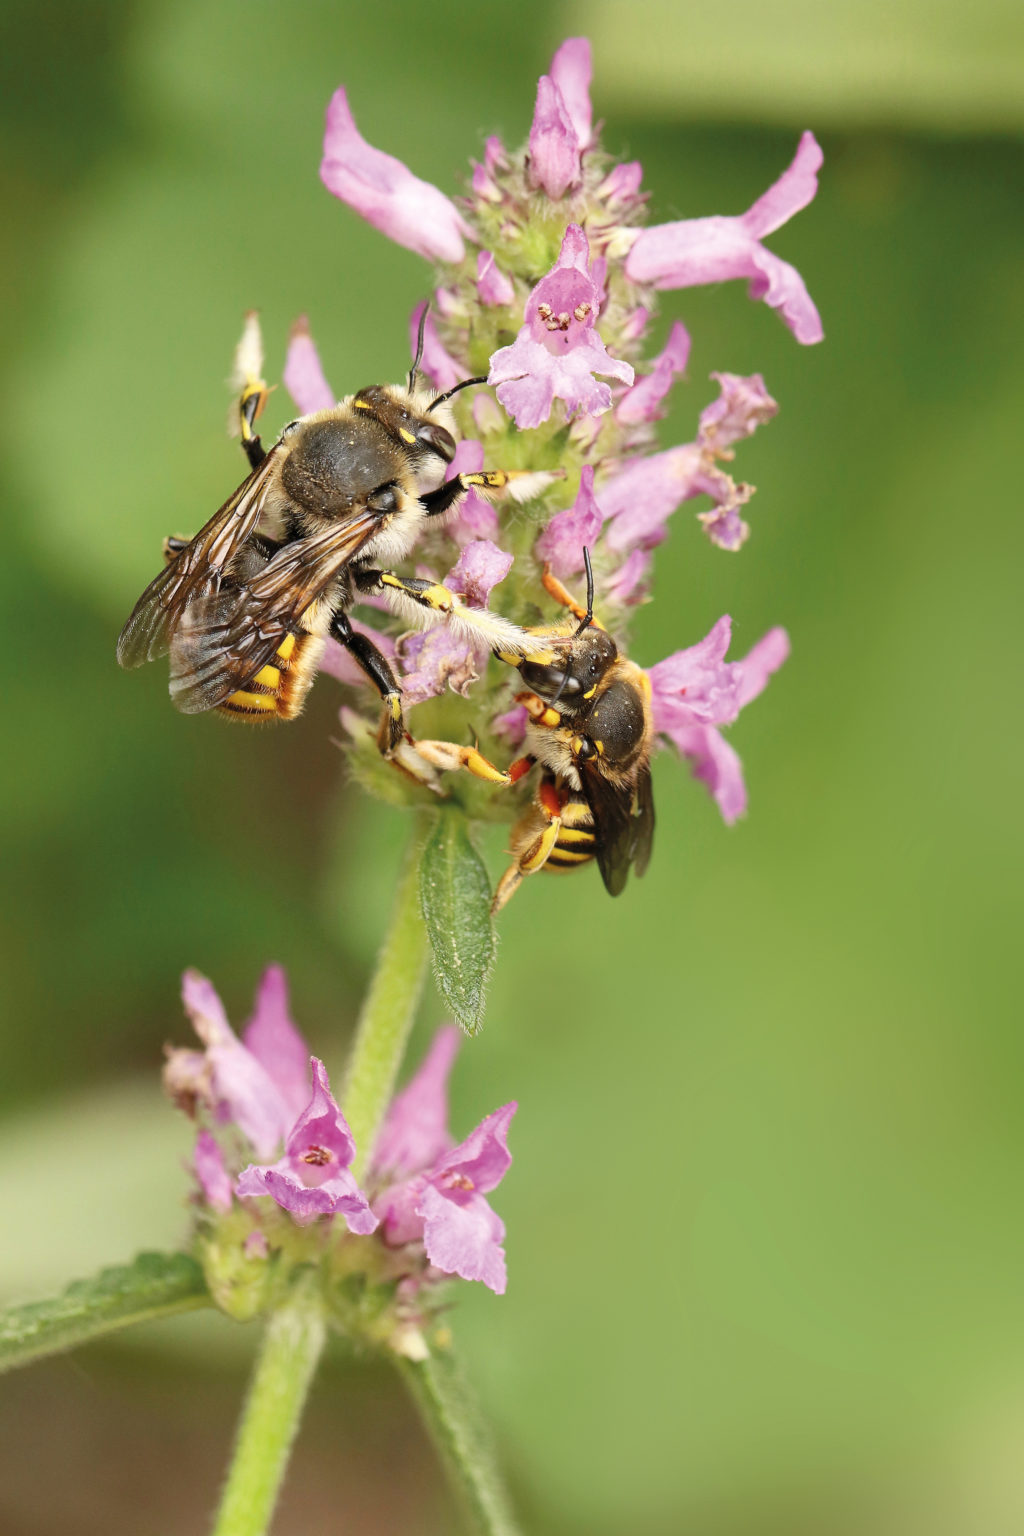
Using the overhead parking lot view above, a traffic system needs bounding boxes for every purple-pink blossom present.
[625,132,824,344]
[534,465,604,578]
[649,619,790,822]
[372,1028,515,1294]
[320,87,469,263]
[528,38,592,199]
[283,317,335,415]
[488,224,633,430]
[237,1058,377,1232]
[476,250,515,309]
[616,319,691,426]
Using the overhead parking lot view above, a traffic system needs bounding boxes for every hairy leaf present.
[419,809,496,1035]
[0,1250,210,1374]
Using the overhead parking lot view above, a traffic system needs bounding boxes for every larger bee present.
[117,323,529,749]
[415,551,655,910]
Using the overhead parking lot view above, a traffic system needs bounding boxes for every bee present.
[414,550,655,910]
[117,316,532,750]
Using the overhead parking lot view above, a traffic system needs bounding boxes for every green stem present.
[210,1272,325,1536]
[396,1343,522,1536]
[343,818,429,1178]
[0,1251,211,1375]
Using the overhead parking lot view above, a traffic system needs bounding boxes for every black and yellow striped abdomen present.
[218,630,325,722]
[545,791,597,872]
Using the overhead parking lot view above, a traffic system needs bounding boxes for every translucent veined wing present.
[115,445,284,670]
[167,507,381,713]
[581,757,654,896]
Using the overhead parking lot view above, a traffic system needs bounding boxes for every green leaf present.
[419,809,496,1035]
[0,1250,211,1374]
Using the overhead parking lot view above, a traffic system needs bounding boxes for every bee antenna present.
[573,546,596,637]
[428,375,489,412]
[408,301,430,391]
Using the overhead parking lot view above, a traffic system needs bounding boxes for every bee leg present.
[363,570,548,661]
[491,778,565,913]
[329,611,405,754]
[411,744,535,787]
[540,564,606,631]
[419,469,544,519]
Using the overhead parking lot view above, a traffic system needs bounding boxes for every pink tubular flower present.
[283,317,335,415]
[698,371,778,449]
[237,1058,377,1233]
[194,1129,233,1212]
[320,87,469,263]
[528,38,592,198]
[625,132,824,344]
[372,1028,516,1294]
[616,319,691,425]
[488,224,633,429]
[398,541,514,705]
[534,465,604,577]
[476,250,515,308]
[649,620,790,822]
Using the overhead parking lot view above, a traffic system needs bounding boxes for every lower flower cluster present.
[165,967,516,1350]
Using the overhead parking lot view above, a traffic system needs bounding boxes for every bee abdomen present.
[546,794,596,870]
[218,630,325,722]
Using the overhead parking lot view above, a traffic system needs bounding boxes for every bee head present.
[520,627,618,714]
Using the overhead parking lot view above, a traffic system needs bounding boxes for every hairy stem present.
[397,1342,522,1536]
[210,1271,325,1536]
[343,818,429,1178]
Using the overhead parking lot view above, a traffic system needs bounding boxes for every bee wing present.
[581,758,655,896]
[115,445,284,670]
[167,508,380,713]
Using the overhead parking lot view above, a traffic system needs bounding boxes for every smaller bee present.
[415,550,655,910]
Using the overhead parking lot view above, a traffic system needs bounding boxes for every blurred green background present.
[1,1,1023,1531]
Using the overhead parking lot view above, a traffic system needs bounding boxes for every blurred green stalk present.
[210,1270,325,1536]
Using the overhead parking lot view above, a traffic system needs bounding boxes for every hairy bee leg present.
[329,611,405,753]
[361,570,553,661]
[419,469,544,520]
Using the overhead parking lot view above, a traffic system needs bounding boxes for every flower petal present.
[237,1161,378,1233]
[283,317,335,415]
[698,372,778,450]
[242,966,311,1124]
[534,465,604,577]
[320,87,468,263]
[648,615,742,733]
[736,627,790,707]
[194,1130,233,1212]
[182,970,292,1159]
[616,319,691,426]
[433,1102,515,1195]
[418,1183,507,1294]
[549,37,593,149]
[527,75,580,200]
[742,131,823,239]
[284,1057,357,1173]
[673,724,748,825]
[476,250,515,308]
[373,1026,460,1179]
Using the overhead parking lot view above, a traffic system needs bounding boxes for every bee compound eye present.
[416,421,457,463]
[576,736,596,760]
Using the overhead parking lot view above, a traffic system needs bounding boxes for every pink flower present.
[194,1130,233,1212]
[320,86,469,263]
[528,38,593,198]
[598,161,644,208]
[283,317,335,415]
[237,1058,378,1233]
[625,132,824,343]
[698,372,778,449]
[534,465,604,578]
[616,319,691,425]
[372,1028,515,1294]
[649,620,790,822]
[488,224,633,429]
[476,250,515,308]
